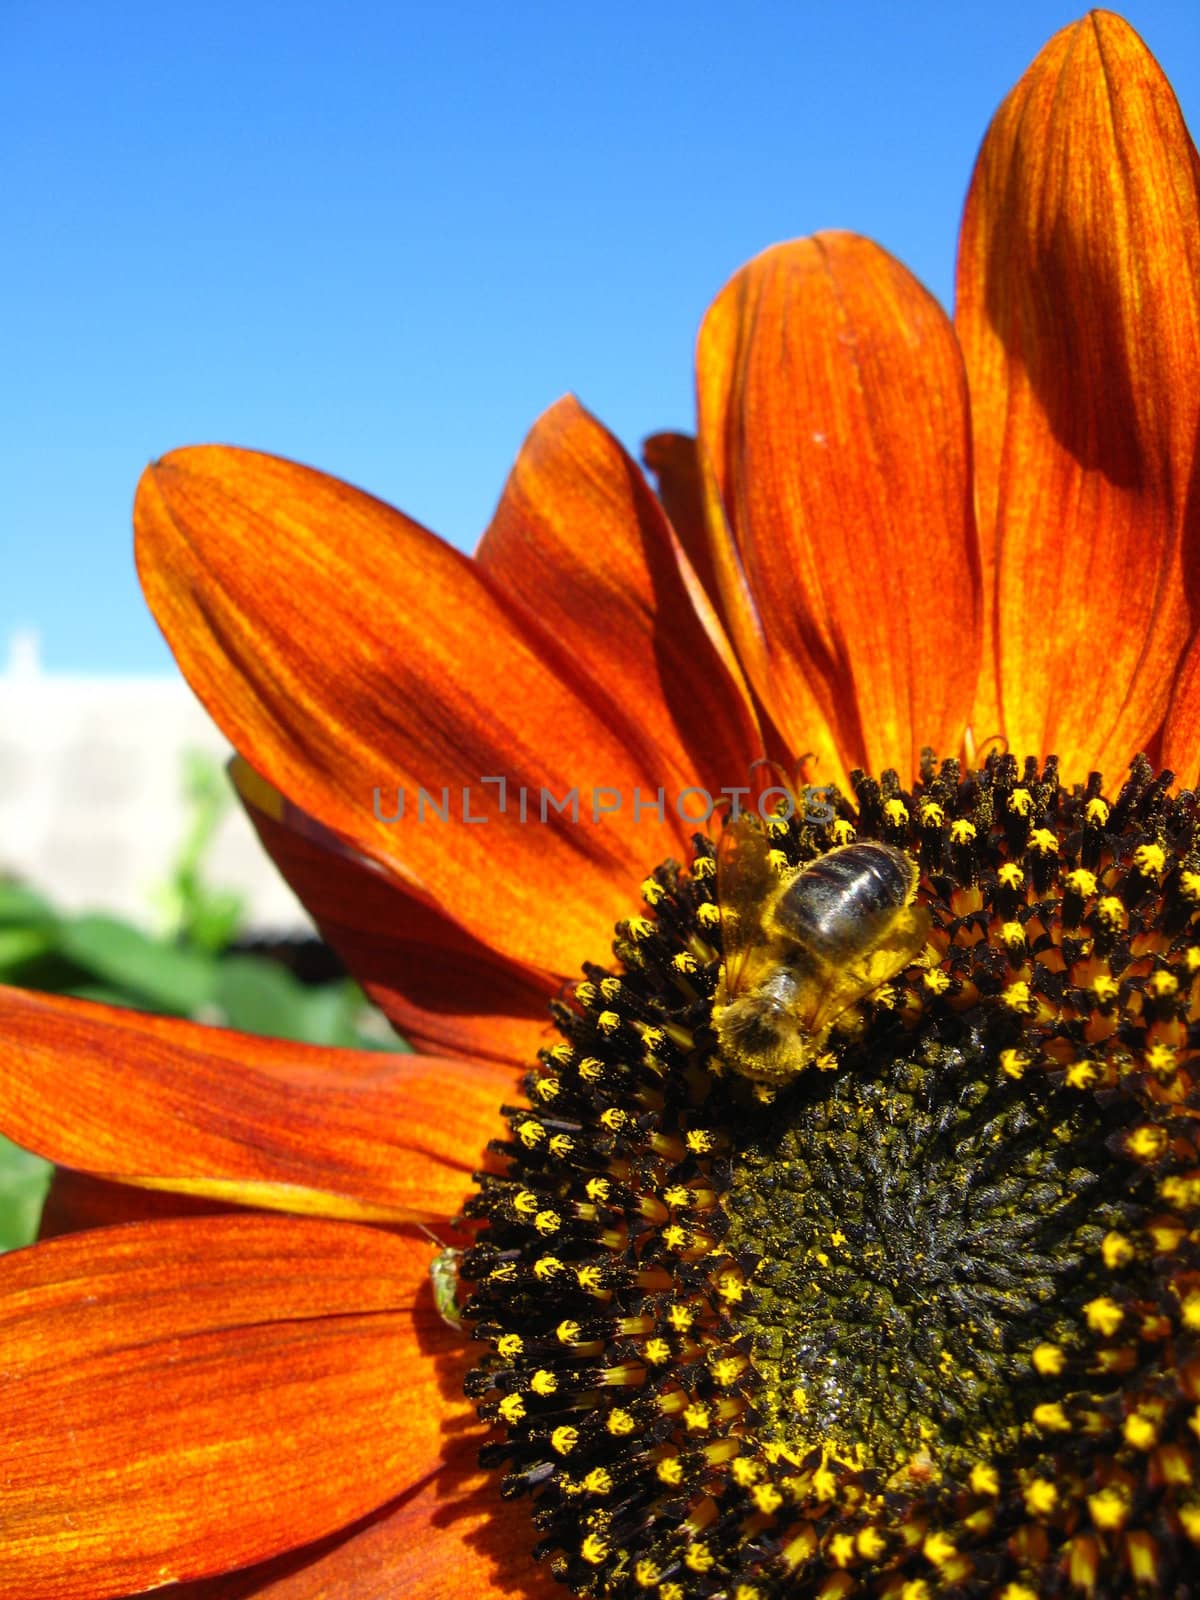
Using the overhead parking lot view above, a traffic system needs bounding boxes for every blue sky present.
[3,1,1197,674]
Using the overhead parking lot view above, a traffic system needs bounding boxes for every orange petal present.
[231,758,556,1064]
[148,1438,557,1600]
[135,445,703,977]
[477,397,763,809]
[697,232,980,787]
[0,1215,473,1599]
[955,12,1200,776]
[0,986,506,1224]
[1163,633,1200,784]
[641,430,722,616]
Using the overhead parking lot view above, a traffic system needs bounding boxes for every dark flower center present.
[461,753,1200,1598]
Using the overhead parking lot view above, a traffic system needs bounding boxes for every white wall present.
[0,633,307,931]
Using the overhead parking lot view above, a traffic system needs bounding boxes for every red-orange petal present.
[478,398,762,804]
[230,757,557,1064]
[641,430,722,617]
[0,987,504,1224]
[956,12,1200,777]
[697,232,980,787]
[145,1438,557,1600]
[1163,630,1200,784]
[0,1215,473,1599]
[134,447,689,978]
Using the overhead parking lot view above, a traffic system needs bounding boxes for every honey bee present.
[712,816,930,1084]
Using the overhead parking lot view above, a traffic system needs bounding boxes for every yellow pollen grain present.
[950,819,976,845]
[1002,980,1034,1013]
[882,798,909,826]
[607,1408,635,1436]
[1096,896,1126,930]
[918,801,945,828]
[551,1425,578,1455]
[581,1533,609,1565]
[923,969,951,995]
[698,901,720,928]
[900,1582,931,1600]
[667,1304,694,1331]
[661,1224,688,1251]
[857,1525,888,1559]
[660,1585,685,1600]
[635,1558,661,1588]
[597,1010,621,1035]
[530,1369,558,1396]
[751,1483,784,1515]
[1133,842,1166,877]
[970,1463,1000,1495]
[1085,797,1110,826]
[1180,1502,1200,1542]
[1065,868,1098,897]
[513,1189,538,1215]
[516,1119,545,1148]
[498,1393,525,1423]
[811,1464,838,1500]
[577,1056,603,1082]
[644,1338,671,1365]
[1008,788,1033,817]
[556,1320,582,1344]
[767,848,789,874]
[1150,1220,1185,1253]
[496,1333,523,1358]
[1001,1587,1039,1600]
[672,951,697,974]
[600,1107,628,1132]
[1088,1484,1130,1530]
[1024,1478,1058,1515]
[576,1265,603,1292]
[998,862,1025,889]
[923,1531,957,1567]
[1000,1048,1030,1080]
[731,1457,762,1487]
[1180,871,1200,904]
[640,876,664,906]
[656,1456,684,1486]
[534,1209,561,1236]
[1180,1291,1200,1331]
[827,1532,855,1568]
[1148,969,1180,998]
[583,1468,612,1495]
[1102,1231,1135,1269]
[683,1403,711,1431]
[1033,1402,1070,1432]
[1127,1124,1168,1161]
[685,1544,714,1575]
[831,819,856,845]
[548,1133,574,1158]
[1000,921,1026,950]
[1124,1412,1158,1450]
[1084,1297,1124,1336]
[710,1356,743,1386]
[1145,1042,1177,1079]
[1066,1059,1099,1089]
[534,1255,564,1280]
[1029,827,1057,855]
[685,1129,715,1153]
[1091,973,1120,1004]
[532,1075,561,1102]
[1032,1342,1065,1376]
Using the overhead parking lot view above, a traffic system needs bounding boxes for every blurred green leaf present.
[0,882,56,925]
[57,915,217,1014]
[0,1135,51,1253]
[0,925,58,973]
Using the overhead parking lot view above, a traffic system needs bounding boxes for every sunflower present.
[2,10,1200,1600]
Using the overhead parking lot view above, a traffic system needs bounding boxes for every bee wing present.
[715,814,776,1000]
[804,903,932,1035]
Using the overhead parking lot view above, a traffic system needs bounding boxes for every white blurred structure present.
[0,630,307,930]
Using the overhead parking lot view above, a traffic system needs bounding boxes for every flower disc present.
[464,754,1200,1598]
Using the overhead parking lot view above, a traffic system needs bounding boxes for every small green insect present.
[420,1225,464,1331]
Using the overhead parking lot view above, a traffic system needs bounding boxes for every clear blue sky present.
[3,1,1197,674]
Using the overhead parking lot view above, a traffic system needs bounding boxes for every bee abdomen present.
[772,842,915,961]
